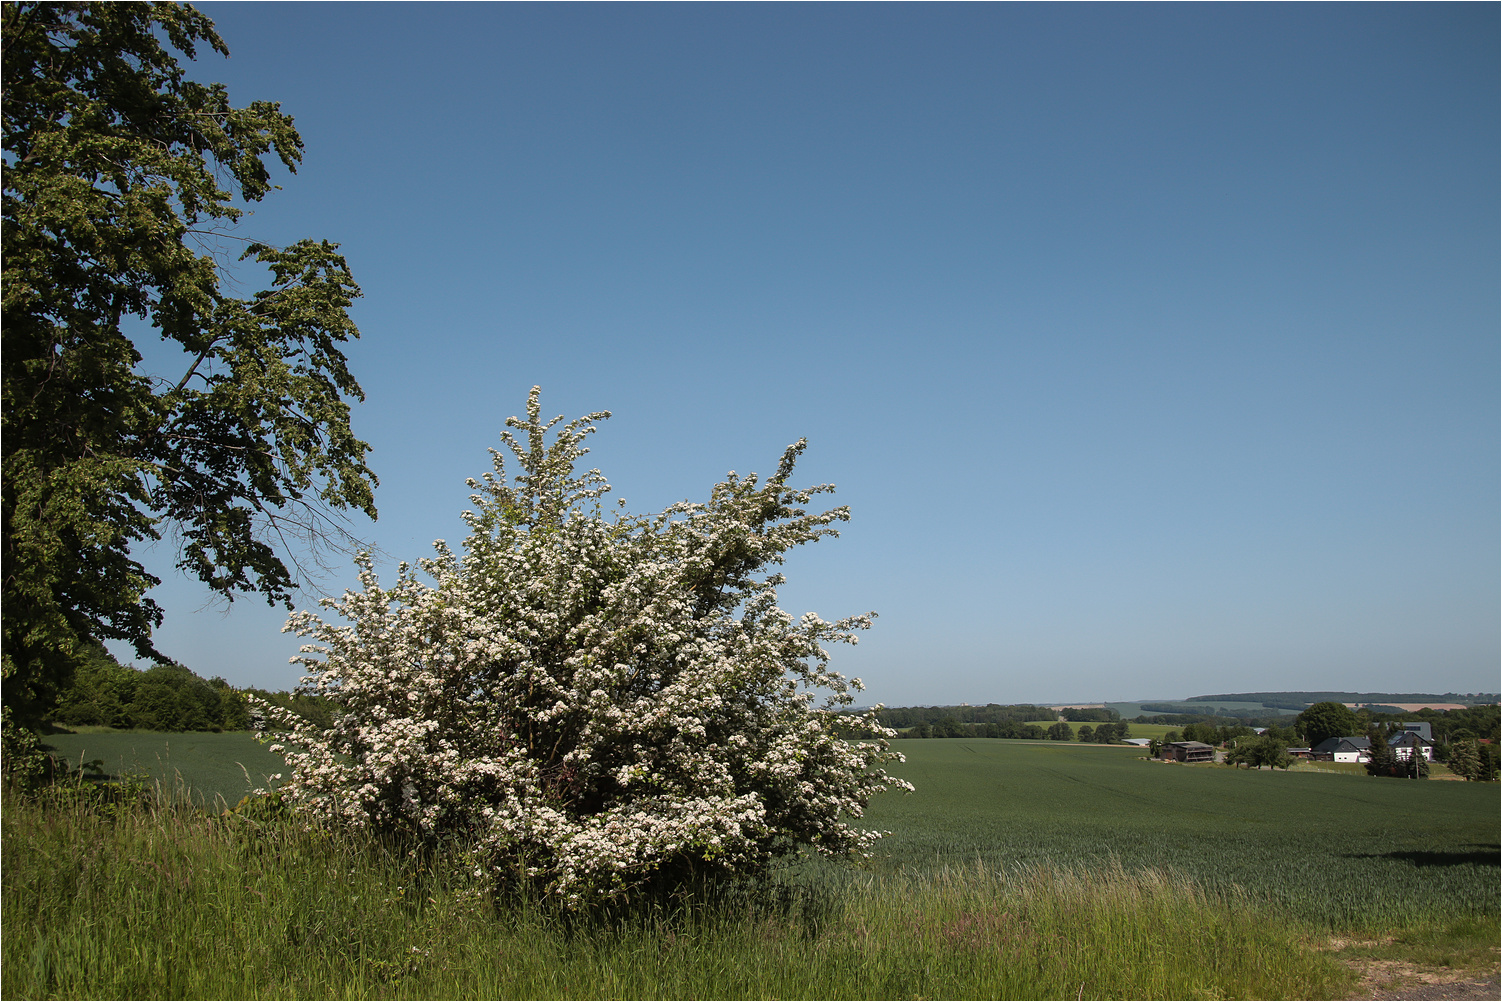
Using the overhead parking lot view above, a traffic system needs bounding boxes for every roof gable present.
[1312,736,1370,753]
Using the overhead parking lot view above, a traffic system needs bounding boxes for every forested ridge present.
[1189,691,1498,705]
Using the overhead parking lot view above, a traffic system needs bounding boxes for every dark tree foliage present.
[1227,734,1292,770]
[2,3,377,733]
[1396,704,1499,743]
[877,704,1055,728]
[1061,707,1120,723]
[1364,726,1398,777]
[1296,702,1359,749]
[879,703,1058,740]
[50,644,248,731]
[1446,739,1498,782]
[1090,721,1130,743]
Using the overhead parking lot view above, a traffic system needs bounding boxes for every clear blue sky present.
[118,3,1499,706]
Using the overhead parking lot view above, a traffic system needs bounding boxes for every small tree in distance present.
[1447,739,1496,782]
[1251,734,1292,770]
[1364,726,1397,777]
[1446,739,1480,781]
[263,389,910,907]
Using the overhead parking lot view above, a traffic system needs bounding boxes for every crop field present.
[41,729,283,807]
[862,739,1499,927]
[1108,722,1176,739]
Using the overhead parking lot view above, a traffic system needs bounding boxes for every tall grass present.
[2,788,1352,1000]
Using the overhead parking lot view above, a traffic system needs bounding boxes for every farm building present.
[1161,741,1215,763]
[1311,736,1370,763]
[1388,730,1435,762]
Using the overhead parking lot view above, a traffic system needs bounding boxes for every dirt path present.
[1345,962,1500,1000]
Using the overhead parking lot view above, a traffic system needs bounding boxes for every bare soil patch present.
[1346,966,1499,1001]
[1337,939,1501,1001]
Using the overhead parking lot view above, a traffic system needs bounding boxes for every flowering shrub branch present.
[259,387,909,905]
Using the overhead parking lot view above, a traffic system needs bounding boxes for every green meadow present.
[5,733,1497,999]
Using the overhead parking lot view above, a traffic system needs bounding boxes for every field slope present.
[864,739,1499,926]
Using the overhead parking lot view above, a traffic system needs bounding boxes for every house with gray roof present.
[1311,736,1370,763]
[1388,729,1434,761]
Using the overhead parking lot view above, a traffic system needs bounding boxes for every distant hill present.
[1188,691,1497,707]
[1108,700,1299,720]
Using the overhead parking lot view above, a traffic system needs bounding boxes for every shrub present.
[263,389,909,906]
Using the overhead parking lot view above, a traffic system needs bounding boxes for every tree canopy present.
[2,3,376,733]
[48,642,249,732]
[1296,701,1358,749]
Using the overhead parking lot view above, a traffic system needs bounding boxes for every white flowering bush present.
[261,388,909,906]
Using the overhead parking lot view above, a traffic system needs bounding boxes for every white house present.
[1388,730,1435,762]
[1311,736,1371,763]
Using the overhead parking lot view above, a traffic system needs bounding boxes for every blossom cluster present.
[259,388,910,905]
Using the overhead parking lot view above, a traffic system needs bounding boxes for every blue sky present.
[119,3,1498,705]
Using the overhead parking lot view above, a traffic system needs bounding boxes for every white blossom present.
[256,387,909,906]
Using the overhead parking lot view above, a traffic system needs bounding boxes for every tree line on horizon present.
[43,644,330,735]
[870,700,1498,757]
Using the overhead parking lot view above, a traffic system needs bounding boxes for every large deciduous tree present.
[264,389,908,907]
[1296,701,1357,750]
[2,3,376,735]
